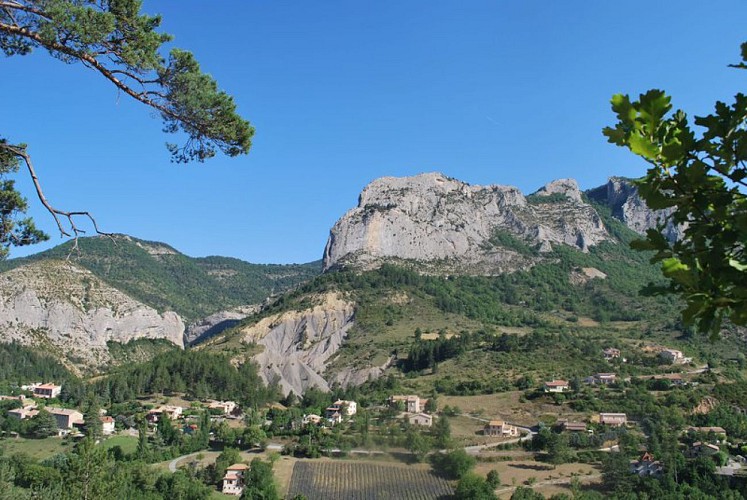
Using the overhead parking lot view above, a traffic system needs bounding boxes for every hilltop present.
[199,173,698,395]
[0,235,321,372]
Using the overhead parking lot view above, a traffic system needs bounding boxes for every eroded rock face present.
[0,261,184,371]
[588,177,684,242]
[185,306,258,345]
[323,173,610,273]
[238,292,355,396]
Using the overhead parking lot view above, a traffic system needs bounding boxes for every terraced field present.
[287,461,453,500]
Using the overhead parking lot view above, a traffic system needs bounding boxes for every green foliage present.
[0,1,254,256]
[486,229,537,256]
[604,44,747,335]
[0,342,76,389]
[0,141,48,259]
[510,486,545,500]
[0,236,321,321]
[486,469,501,488]
[429,448,476,480]
[93,349,278,406]
[525,192,569,204]
[30,410,57,439]
[241,458,280,500]
[0,1,253,162]
[455,473,498,500]
[213,448,242,486]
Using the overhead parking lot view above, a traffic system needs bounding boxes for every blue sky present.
[2,1,746,263]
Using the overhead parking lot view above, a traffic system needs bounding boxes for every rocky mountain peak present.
[532,178,583,203]
[586,177,684,242]
[323,173,609,274]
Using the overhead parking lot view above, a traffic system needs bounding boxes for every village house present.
[483,420,519,437]
[32,383,62,399]
[543,380,569,393]
[630,452,663,477]
[325,400,357,418]
[326,411,342,425]
[659,348,688,364]
[408,413,434,427]
[302,414,322,426]
[560,421,588,433]
[208,400,238,415]
[686,426,727,441]
[147,405,183,423]
[8,406,39,420]
[599,413,628,426]
[0,395,28,403]
[690,442,721,458]
[47,407,84,435]
[222,463,249,496]
[603,347,621,361]
[100,416,115,435]
[586,373,617,385]
[389,395,427,413]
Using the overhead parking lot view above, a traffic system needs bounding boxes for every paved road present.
[168,452,199,472]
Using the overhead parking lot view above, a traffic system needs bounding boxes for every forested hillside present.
[0,235,321,321]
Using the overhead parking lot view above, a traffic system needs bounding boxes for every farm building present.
[587,373,616,385]
[408,413,434,427]
[560,421,588,433]
[599,413,627,426]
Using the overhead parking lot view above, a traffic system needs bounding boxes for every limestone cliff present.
[323,173,609,273]
[234,292,355,396]
[0,260,184,372]
[586,177,684,242]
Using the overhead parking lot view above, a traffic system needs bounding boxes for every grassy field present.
[100,435,139,455]
[0,436,70,459]
[474,459,601,499]
[438,391,588,428]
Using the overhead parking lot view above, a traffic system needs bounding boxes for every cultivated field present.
[286,461,453,500]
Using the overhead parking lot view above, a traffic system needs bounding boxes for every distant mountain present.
[0,259,184,374]
[0,235,322,322]
[201,173,686,396]
[0,235,321,373]
[323,173,677,274]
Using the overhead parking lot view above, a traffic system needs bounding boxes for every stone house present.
[603,347,621,361]
[325,400,356,419]
[222,463,249,496]
[100,416,115,435]
[33,383,62,399]
[587,373,616,385]
[389,395,426,413]
[46,407,84,434]
[483,420,519,437]
[543,380,569,393]
[599,413,627,426]
[659,348,684,364]
[408,413,433,427]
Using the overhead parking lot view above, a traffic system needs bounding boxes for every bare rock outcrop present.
[586,177,684,242]
[0,260,184,371]
[323,173,609,273]
[185,305,258,346]
[237,292,355,396]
